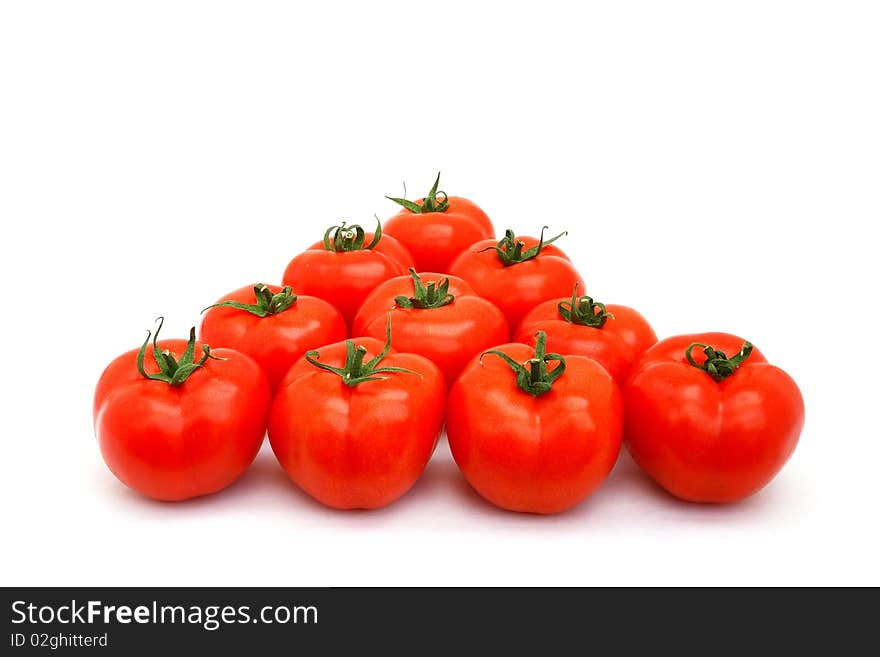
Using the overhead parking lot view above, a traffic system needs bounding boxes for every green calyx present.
[305,314,420,387]
[203,284,297,318]
[481,226,567,267]
[685,341,754,382]
[322,217,383,252]
[557,284,613,328]
[395,269,455,309]
[482,330,566,397]
[137,317,224,387]
[386,171,450,214]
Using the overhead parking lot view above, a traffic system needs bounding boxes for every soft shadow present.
[102,440,793,526]
[410,445,613,524]
[105,446,328,514]
[583,449,789,521]
[409,455,493,510]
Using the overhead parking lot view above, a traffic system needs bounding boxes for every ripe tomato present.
[449,227,585,328]
[623,333,804,503]
[446,331,623,514]
[93,318,271,501]
[282,219,414,327]
[384,172,495,272]
[268,319,446,509]
[352,269,509,386]
[514,285,657,384]
[199,283,346,391]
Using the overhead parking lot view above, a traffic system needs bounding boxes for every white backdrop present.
[1,1,878,586]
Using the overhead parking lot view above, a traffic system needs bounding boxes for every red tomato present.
[514,285,657,384]
[282,219,414,327]
[352,269,509,386]
[623,333,804,503]
[268,320,446,509]
[199,283,346,391]
[93,319,271,501]
[446,331,623,514]
[449,227,585,328]
[384,172,495,272]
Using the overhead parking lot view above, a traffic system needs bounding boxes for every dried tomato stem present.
[386,171,450,214]
[322,217,383,252]
[395,269,455,309]
[202,284,298,318]
[481,331,566,396]
[557,284,613,328]
[304,313,420,386]
[137,317,223,387]
[685,341,754,382]
[480,226,567,267]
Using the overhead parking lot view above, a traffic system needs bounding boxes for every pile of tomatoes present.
[93,174,805,513]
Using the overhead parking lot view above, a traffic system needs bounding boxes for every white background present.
[1,1,878,586]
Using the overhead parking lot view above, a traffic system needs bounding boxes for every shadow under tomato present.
[103,435,791,525]
[103,442,304,511]
[595,449,785,520]
[408,453,490,508]
[415,443,784,524]
[418,445,612,522]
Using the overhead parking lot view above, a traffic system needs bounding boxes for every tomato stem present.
[685,341,754,382]
[349,344,369,373]
[480,226,567,267]
[385,171,450,214]
[557,283,613,328]
[202,284,298,317]
[394,269,455,309]
[304,313,420,386]
[322,217,383,252]
[137,317,224,386]
[481,331,566,396]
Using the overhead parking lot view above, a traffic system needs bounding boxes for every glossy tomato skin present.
[94,340,271,501]
[268,337,446,509]
[199,284,346,390]
[623,333,804,503]
[282,233,413,327]
[446,343,623,514]
[449,237,585,329]
[515,300,657,384]
[351,273,509,386]
[384,196,495,272]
